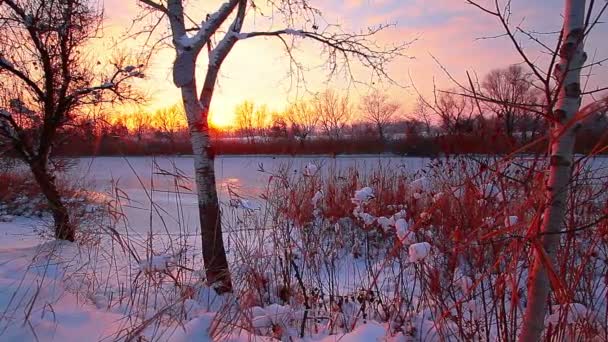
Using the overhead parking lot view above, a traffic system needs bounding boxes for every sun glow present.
[209,111,235,130]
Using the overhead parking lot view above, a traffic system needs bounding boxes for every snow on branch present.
[178,1,235,50]
[68,65,145,101]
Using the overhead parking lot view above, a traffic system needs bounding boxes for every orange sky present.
[100,0,608,129]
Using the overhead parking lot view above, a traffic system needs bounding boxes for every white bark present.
[139,0,244,291]
[518,0,587,340]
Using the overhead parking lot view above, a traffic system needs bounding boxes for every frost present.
[409,242,431,262]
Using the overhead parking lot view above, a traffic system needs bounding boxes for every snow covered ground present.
[1,155,607,341]
[0,156,430,341]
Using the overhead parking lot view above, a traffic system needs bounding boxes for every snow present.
[178,2,232,49]
[284,29,306,38]
[395,218,413,243]
[229,198,259,210]
[139,254,175,273]
[352,187,374,203]
[303,162,318,176]
[410,176,429,192]
[321,321,387,341]
[4,156,605,340]
[0,56,13,68]
[408,242,431,262]
[376,216,393,231]
[311,190,324,207]
[233,32,249,40]
[359,212,375,226]
[546,303,590,325]
[504,215,518,227]
[0,240,127,341]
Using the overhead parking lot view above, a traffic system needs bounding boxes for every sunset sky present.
[102,0,608,128]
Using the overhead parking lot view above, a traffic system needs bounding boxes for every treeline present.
[51,117,606,156]
[7,65,607,158]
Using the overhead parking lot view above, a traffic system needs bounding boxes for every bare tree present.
[254,104,269,137]
[314,89,352,140]
[360,89,399,142]
[285,99,318,144]
[130,111,153,142]
[410,96,434,136]
[153,103,186,145]
[482,64,541,139]
[0,0,142,241]
[136,0,407,292]
[235,100,255,142]
[423,91,475,134]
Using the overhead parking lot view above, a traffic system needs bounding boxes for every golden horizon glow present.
[98,0,607,133]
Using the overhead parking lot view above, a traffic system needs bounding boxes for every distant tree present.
[410,96,435,136]
[0,0,143,241]
[269,113,288,138]
[315,89,352,140]
[235,100,255,142]
[285,99,318,144]
[130,111,152,142]
[424,91,475,134]
[360,89,399,142]
[254,104,269,137]
[153,104,186,146]
[482,65,541,139]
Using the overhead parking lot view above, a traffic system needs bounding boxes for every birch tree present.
[136,0,407,292]
[462,1,608,340]
[0,0,143,241]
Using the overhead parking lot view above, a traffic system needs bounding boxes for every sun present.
[208,111,234,130]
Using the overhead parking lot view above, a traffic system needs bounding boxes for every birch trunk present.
[182,80,232,292]
[518,0,586,340]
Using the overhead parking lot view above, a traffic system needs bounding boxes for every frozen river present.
[70,155,431,236]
